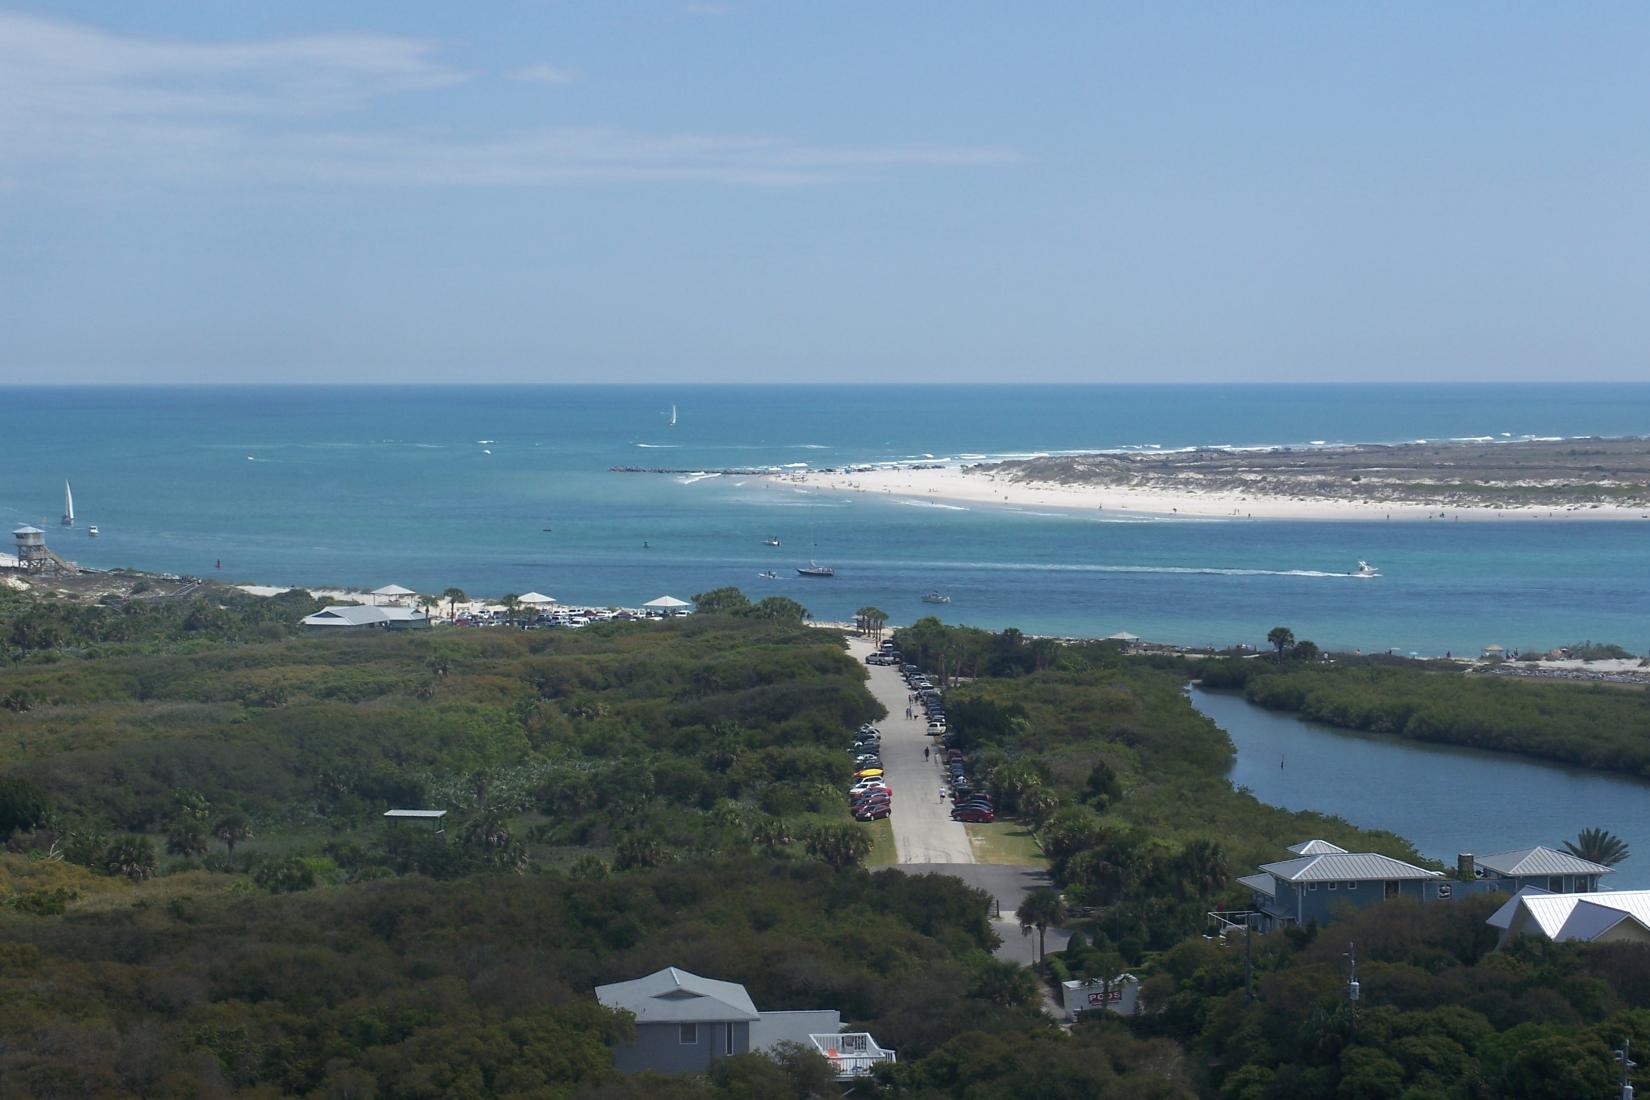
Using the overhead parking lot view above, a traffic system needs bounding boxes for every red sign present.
[1086,988,1123,1006]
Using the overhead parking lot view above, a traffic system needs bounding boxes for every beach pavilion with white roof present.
[372,584,416,605]
[644,595,692,616]
[517,591,557,607]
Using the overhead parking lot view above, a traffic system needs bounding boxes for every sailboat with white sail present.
[797,504,834,577]
[61,480,74,527]
[669,403,678,427]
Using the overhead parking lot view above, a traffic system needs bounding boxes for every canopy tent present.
[517,591,557,606]
[644,595,691,610]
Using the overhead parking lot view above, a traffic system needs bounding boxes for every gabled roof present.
[302,605,427,626]
[1237,873,1276,898]
[1287,839,1348,856]
[1259,852,1441,883]
[1488,888,1650,942]
[1476,846,1614,879]
[372,584,416,596]
[595,967,759,1023]
[13,525,42,535]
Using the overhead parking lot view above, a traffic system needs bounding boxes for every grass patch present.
[861,816,897,865]
[965,821,1046,866]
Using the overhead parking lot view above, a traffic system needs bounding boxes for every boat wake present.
[897,499,970,512]
[676,472,720,485]
[635,443,677,449]
[927,561,1367,578]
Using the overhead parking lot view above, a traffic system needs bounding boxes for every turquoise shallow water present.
[2,384,1648,655]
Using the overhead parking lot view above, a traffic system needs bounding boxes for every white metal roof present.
[595,967,759,1022]
[1237,873,1276,897]
[13,525,42,535]
[1476,846,1615,878]
[372,584,416,596]
[517,591,557,604]
[1259,852,1442,883]
[302,605,428,626]
[644,595,691,608]
[383,809,447,819]
[1287,839,1349,856]
[1488,888,1650,942]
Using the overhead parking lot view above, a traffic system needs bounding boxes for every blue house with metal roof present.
[1238,840,1613,931]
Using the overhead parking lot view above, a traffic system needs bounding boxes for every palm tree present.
[1267,626,1295,662]
[213,812,253,855]
[417,594,441,620]
[499,593,521,624]
[442,587,468,621]
[1016,887,1065,964]
[166,824,209,858]
[102,836,157,881]
[863,607,889,645]
[1564,827,1630,867]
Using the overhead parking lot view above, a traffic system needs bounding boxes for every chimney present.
[1457,853,1475,880]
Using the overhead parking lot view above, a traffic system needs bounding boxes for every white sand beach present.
[764,465,1650,522]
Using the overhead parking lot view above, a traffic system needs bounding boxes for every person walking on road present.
[924,746,930,761]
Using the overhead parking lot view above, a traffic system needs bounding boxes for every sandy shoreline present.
[764,465,1650,522]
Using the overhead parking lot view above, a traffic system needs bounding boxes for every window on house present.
[1347,882,1357,890]
[1306,883,1318,892]
[679,1024,698,1045]
[1328,882,1338,890]
[725,1024,734,1055]
[1549,876,1565,893]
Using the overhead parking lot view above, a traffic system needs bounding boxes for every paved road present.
[849,638,974,864]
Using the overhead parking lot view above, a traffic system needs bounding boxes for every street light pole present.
[1617,1038,1636,1100]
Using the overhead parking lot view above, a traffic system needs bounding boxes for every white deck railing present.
[810,1033,896,1078]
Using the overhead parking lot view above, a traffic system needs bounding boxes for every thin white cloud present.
[508,63,580,86]
[0,11,1017,190]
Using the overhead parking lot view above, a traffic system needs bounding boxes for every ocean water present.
[2,384,1648,655]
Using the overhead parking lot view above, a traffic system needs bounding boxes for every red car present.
[852,792,892,810]
[951,806,995,823]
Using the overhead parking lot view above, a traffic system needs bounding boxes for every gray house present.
[1239,840,1615,932]
[1470,847,1612,895]
[595,967,894,1078]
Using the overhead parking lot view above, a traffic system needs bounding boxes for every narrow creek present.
[1189,685,1650,889]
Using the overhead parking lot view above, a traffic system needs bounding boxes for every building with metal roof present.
[300,605,430,629]
[1472,846,1613,893]
[595,967,893,1078]
[1488,888,1650,946]
[1287,839,1348,856]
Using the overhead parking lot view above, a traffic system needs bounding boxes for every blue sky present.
[2,3,1647,383]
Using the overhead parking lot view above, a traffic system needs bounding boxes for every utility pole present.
[1244,912,1254,1003]
[1344,941,1360,1042]
[1618,1038,1636,1100]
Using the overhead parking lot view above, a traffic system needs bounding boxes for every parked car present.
[951,806,995,823]
[852,788,891,804]
[854,806,891,821]
[853,767,884,780]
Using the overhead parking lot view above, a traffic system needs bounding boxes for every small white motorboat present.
[763,536,780,547]
[87,525,99,537]
[757,571,778,580]
[921,592,951,604]
[797,562,835,578]
[1353,560,1380,578]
